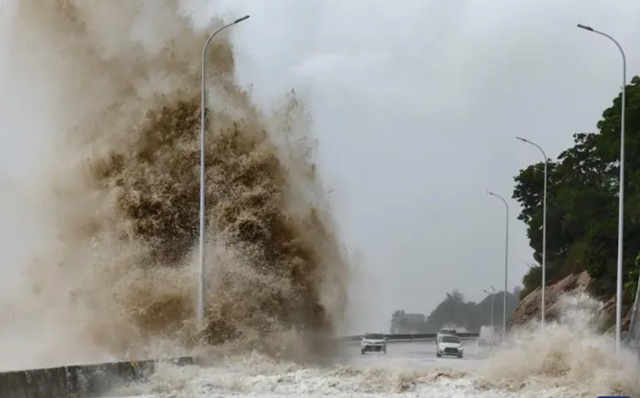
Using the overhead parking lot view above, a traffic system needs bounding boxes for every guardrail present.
[335,332,480,343]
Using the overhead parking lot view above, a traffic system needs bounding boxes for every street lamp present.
[486,191,510,335]
[483,286,498,327]
[516,137,548,330]
[577,23,626,355]
[198,15,251,327]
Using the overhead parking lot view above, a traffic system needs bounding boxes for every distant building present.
[390,311,427,333]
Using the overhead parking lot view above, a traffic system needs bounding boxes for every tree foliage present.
[513,76,640,300]
[390,289,520,333]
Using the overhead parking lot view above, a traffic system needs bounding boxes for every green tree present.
[421,290,519,332]
[513,76,640,300]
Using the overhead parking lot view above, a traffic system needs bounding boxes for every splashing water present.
[97,292,638,398]
[0,0,349,370]
[476,292,640,397]
[0,3,635,398]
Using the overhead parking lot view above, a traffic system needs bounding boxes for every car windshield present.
[365,333,384,339]
[440,329,455,333]
[442,336,460,343]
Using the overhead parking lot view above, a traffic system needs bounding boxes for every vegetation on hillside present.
[390,289,520,333]
[513,76,640,302]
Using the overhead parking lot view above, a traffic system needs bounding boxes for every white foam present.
[110,361,506,398]
[471,292,638,398]
[106,292,638,398]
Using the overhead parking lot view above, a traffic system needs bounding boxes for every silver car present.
[360,333,387,355]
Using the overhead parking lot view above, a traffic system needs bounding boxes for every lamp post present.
[516,137,548,330]
[487,191,509,335]
[198,15,250,327]
[577,23,626,355]
[483,286,497,327]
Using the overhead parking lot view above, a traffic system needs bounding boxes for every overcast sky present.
[0,0,638,335]
[201,0,640,332]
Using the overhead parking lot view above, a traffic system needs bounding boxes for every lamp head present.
[234,15,250,24]
[577,23,594,32]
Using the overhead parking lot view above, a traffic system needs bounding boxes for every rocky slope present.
[509,271,634,335]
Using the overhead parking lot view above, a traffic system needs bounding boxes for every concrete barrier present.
[0,357,193,398]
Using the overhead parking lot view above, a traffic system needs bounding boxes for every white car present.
[436,334,464,358]
[435,328,458,346]
[436,328,457,340]
[360,333,387,355]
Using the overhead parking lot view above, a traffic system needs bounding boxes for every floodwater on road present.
[337,339,485,371]
[108,340,511,398]
[107,325,640,398]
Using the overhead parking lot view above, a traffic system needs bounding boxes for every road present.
[336,338,485,371]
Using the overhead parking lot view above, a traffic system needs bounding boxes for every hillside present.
[510,270,638,338]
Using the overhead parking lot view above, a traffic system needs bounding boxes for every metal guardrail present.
[336,332,480,343]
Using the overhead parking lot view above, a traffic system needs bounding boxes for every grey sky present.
[216,0,640,333]
[0,0,638,335]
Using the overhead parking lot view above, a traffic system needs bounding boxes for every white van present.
[478,325,497,346]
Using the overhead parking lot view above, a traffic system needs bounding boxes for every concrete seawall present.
[0,356,193,398]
